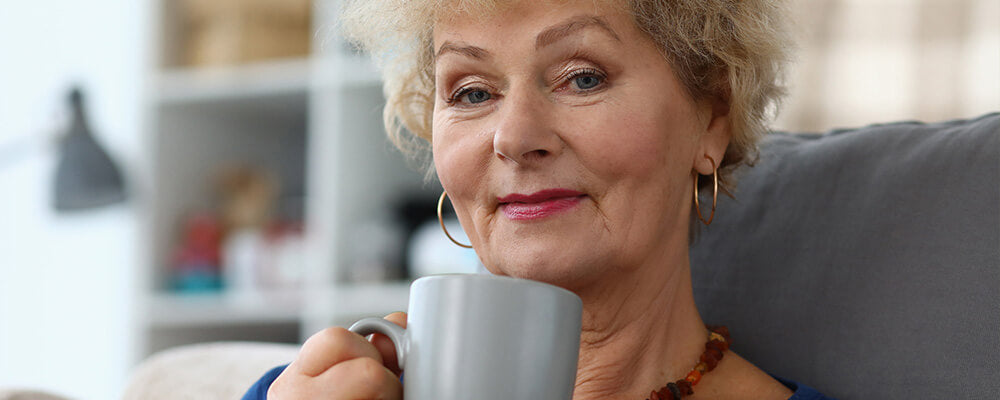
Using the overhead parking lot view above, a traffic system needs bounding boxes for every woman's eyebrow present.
[436,41,491,60]
[535,15,621,49]
[434,15,620,60]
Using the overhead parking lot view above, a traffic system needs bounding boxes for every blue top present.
[242,364,836,399]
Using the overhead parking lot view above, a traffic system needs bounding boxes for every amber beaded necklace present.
[645,325,731,400]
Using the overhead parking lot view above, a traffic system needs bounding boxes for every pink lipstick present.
[498,189,585,220]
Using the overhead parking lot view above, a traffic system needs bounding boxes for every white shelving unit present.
[138,0,432,359]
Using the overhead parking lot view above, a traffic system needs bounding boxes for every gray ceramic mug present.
[349,274,583,400]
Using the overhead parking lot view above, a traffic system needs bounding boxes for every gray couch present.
[690,113,999,399]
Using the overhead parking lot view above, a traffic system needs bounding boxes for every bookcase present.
[138,0,434,358]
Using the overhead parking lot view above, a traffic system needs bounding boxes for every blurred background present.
[0,0,996,398]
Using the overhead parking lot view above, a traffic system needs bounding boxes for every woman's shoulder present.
[241,364,288,400]
[771,375,838,400]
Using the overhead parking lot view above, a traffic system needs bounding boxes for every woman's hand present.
[267,312,407,399]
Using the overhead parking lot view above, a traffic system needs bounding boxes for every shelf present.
[157,58,311,104]
[147,282,411,328]
[148,290,302,328]
[311,55,382,89]
[156,56,381,106]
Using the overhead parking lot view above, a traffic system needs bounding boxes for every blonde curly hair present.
[340,0,792,189]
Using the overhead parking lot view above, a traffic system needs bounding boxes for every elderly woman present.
[246,0,833,399]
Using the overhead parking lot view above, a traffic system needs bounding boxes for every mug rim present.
[413,273,581,303]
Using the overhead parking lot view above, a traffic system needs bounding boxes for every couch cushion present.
[122,341,298,400]
[690,113,999,399]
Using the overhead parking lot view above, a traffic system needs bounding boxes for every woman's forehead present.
[432,0,628,45]
[432,0,622,28]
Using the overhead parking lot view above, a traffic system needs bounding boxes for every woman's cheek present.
[434,136,467,187]
[433,123,494,214]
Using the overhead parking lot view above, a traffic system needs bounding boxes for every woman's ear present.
[693,97,731,175]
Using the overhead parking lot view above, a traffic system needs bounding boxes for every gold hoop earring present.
[437,191,473,248]
[693,155,718,226]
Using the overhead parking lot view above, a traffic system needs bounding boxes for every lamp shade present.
[52,87,127,211]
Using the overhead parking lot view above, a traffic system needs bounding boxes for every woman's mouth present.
[497,189,586,221]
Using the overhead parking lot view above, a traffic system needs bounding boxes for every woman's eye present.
[465,89,491,104]
[564,68,606,92]
[572,75,602,90]
[449,87,492,106]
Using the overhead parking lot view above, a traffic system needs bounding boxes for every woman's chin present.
[478,220,619,291]
[484,251,607,293]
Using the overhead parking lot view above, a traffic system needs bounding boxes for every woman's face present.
[431,0,729,289]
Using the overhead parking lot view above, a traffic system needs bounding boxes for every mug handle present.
[349,317,408,368]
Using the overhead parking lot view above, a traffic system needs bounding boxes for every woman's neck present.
[571,249,708,400]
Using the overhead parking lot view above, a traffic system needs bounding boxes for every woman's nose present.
[493,88,562,165]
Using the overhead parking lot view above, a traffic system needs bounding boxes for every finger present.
[384,311,407,328]
[318,356,403,400]
[291,327,383,377]
[370,312,408,374]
